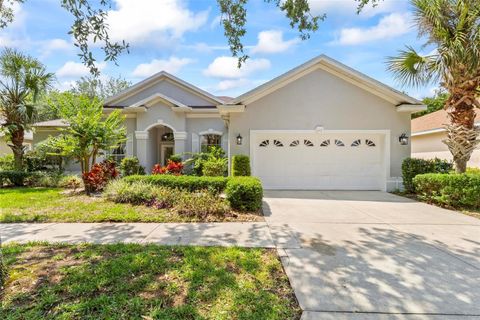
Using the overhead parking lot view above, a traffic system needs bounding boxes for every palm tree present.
[0,48,54,170]
[387,0,480,173]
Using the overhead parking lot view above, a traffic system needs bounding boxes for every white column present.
[173,131,187,158]
[135,131,150,171]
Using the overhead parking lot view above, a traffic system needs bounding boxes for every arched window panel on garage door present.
[259,140,269,147]
[351,139,361,147]
[365,139,376,147]
[273,139,284,147]
[320,139,330,147]
[304,139,314,147]
[289,140,299,147]
[335,139,345,147]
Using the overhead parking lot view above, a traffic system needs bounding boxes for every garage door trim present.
[250,129,391,191]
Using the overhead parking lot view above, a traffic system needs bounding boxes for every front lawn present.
[0,188,262,223]
[0,243,300,319]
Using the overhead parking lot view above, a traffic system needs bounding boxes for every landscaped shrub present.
[152,160,183,175]
[0,170,29,187]
[104,179,156,204]
[402,157,452,193]
[175,191,229,218]
[0,154,14,171]
[169,154,182,163]
[202,158,227,176]
[83,160,119,193]
[124,175,229,193]
[23,140,66,172]
[148,187,179,209]
[232,155,251,176]
[120,157,145,176]
[466,167,480,175]
[59,175,83,191]
[225,177,263,211]
[413,173,480,209]
[184,146,226,176]
[25,171,63,187]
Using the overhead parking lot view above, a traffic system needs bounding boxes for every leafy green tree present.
[387,0,480,173]
[0,48,54,169]
[70,76,131,101]
[48,94,126,186]
[412,90,449,119]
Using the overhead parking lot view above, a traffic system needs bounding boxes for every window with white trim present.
[106,142,126,164]
[201,134,222,152]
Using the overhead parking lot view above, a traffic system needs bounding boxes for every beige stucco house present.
[0,131,33,156]
[412,109,480,168]
[33,55,425,191]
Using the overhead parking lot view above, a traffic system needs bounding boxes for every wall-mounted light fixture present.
[161,132,174,141]
[399,133,409,145]
[236,134,243,145]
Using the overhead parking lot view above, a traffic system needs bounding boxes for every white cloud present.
[106,0,208,45]
[56,61,107,78]
[40,38,73,58]
[334,13,411,45]
[132,57,193,77]
[251,30,300,54]
[216,78,251,91]
[204,56,271,79]
[309,0,406,18]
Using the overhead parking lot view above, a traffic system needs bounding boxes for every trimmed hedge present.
[232,155,251,177]
[0,170,29,186]
[123,175,229,193]
[402,157,452,192]
[413,173,480,209]
[225,177,263,211]
[123,175,264,211]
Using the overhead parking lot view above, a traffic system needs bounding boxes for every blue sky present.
[0,0,436,99]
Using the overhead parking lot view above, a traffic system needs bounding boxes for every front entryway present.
[251,131,388,190]
[160,145,174,165]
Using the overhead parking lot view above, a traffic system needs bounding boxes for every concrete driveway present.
[263,191,480,320]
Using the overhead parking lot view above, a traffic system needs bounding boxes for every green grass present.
[0,242,300,320]
[0,188,261,223]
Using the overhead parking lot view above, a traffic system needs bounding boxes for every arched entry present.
[135,121,187,172]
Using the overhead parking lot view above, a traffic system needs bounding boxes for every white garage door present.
[252,131,387,190]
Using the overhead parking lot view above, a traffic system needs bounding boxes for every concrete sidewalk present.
[0,222,275,248]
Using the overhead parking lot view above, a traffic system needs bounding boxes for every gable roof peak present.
[104,70,223,106]
[230,53,422,106]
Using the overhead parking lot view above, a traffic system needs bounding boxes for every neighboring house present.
[411,109,480,168]
[0,131,33,155]
[33,55,425,191]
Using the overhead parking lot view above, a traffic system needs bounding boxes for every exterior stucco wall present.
[411,132,448,153]
[115,80,215,107]
[136,102,186,132]
[412,132,480,168]
[229,68,411,178]
[0,137,12,155]
[125,117,137,156]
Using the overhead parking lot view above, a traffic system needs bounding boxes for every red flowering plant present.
[83,160,119,193]
[152,160,183,175]
[152,164,167,174]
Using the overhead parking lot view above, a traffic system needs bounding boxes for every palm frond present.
[386,46,438,88]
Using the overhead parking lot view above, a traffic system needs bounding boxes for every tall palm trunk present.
[9,128,25,170]
[443,83,480,173]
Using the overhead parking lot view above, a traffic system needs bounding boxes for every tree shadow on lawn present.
[1,243,300,320]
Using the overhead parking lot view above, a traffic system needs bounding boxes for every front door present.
[161,145,174,166]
